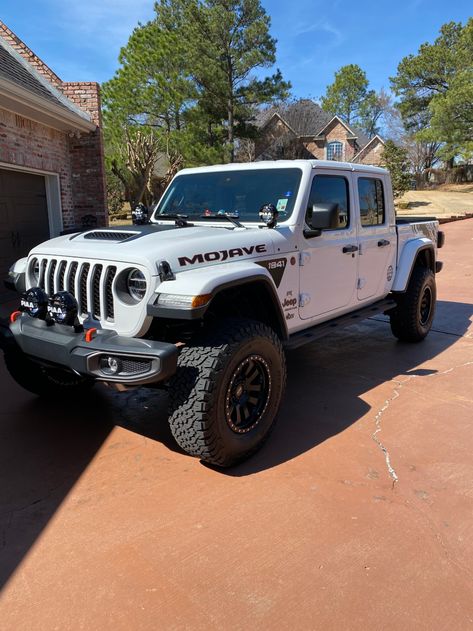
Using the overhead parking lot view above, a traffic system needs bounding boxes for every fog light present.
[20,287,49,319]
[259,203,279,228]
[100,356,122,376]
[48,291,79,325]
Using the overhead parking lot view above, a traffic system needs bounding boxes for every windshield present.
[152,168,302,222]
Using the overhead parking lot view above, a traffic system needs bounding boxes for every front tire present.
[4,351,94,397]
[168,318,286,467]
[390,266,436,342]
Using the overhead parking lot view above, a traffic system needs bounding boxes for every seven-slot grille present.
[31,258,117,320]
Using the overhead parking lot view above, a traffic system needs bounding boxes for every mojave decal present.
[178,244,267,266]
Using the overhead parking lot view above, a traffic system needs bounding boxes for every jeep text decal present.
[178,244,267,266]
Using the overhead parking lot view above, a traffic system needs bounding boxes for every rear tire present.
[390,266,436,342]
[5,351,94,397]
[168,318,286,467]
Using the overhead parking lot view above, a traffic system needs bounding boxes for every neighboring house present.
[0,21,107,300]
[254,99,385,166]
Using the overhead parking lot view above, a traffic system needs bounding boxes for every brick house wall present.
[353,138,384,166]
[254,115,296,158]
[302,120,361,162]
[0,21,107,230]
[255,103,385,166]
[0,107,76,225]
[61,83,107,226]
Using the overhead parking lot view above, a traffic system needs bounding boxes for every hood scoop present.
[81,230,139,242]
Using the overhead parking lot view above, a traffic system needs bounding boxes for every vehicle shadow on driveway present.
[222,299,473,476]
[106,299,472,476]
[0,300,471,588]
[0,391,115,589]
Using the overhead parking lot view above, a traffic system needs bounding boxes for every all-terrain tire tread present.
[168,318,286,466]
[390,266,436,342]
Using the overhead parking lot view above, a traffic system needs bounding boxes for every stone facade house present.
[254,100,385,166]
[0,21,107,300]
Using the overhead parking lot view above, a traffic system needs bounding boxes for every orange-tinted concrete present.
[0,220,472,630]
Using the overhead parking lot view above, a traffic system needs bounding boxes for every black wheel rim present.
[225,354,272,434]
[419,286,432,326]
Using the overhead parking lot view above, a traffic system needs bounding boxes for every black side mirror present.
[304,203,340,238]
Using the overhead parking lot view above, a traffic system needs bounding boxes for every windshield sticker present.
[276,198,288,213]
[285,191,292,197]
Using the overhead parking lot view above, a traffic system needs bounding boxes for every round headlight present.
[20,287,49,319]
[47,291,79,326]
[126,269,147,302]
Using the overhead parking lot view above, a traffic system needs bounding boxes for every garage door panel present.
[0,200,13,294]
[0,169,50,302]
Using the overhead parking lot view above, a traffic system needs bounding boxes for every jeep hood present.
[28,224,278,274]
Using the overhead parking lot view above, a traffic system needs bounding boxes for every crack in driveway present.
[371,359,473,486]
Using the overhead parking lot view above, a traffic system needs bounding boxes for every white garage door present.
[0,168,50,302]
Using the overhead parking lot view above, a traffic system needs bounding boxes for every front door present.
[299,172,358,320]
[355,175,396,301]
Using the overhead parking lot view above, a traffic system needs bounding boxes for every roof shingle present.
[0,36,91,122]
[257,99,374,149]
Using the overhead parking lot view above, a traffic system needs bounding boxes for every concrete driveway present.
[1,220,472,630]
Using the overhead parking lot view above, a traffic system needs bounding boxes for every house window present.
[326,141,343,161]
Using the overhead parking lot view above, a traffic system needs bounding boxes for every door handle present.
[342,245,358,254]
[378,239,390,247]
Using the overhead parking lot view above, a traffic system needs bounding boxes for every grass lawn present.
[397,183,473,220]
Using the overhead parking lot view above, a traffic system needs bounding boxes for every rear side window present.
[358,178,385,226]
[306,175,349,229]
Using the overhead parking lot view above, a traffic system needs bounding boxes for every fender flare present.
[147,264,288,339]
[391,238,435,292]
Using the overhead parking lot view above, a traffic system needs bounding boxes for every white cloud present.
[292,20,344,48]
[36,0,155,81]
[45,0,154,48]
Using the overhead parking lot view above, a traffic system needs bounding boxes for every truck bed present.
[396,216,438,224]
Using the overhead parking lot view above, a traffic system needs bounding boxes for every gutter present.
[0,75,96,133]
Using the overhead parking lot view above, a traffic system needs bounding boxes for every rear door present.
[355,175,396,301]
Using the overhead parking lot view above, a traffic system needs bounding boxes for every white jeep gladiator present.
[2,160,444,466]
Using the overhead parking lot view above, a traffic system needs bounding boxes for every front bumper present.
[7,315,179,385]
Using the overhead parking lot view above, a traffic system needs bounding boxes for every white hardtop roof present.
[178,159,388,176]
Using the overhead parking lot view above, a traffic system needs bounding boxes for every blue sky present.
[1,0,471,98]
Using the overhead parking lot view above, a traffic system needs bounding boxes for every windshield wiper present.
[155,213,191,227]
[199,214,245,229]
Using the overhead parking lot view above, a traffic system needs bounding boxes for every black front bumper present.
[6,315,179,385]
